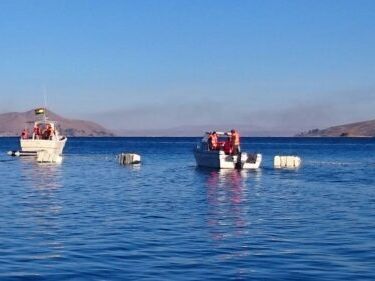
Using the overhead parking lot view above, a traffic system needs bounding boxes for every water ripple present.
[0,137,374,280]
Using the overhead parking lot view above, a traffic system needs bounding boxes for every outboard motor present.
[235,152,250,169]
[245,153,257,163]
[234,152,243,169]
[236,152,258,169]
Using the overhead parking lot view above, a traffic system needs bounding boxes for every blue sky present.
[0,0,374,134]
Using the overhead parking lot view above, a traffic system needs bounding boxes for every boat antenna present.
[43,85,48,122]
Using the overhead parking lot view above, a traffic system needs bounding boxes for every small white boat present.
[194,132,262,169]
[20,109,67,155]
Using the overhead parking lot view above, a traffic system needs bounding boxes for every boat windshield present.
[202,131,228,142]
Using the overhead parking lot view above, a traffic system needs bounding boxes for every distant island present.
[0,110,114,137]
[2,109,374,137]
[297,119,375,137]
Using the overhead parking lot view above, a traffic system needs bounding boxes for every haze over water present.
[1,1,374,133]
[0,137,374,280]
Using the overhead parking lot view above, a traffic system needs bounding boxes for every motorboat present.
[193,131,262,169]
[20,109,67,155]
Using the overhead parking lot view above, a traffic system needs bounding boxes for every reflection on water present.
[120,163,142,171]
[204,169,251,240]
[20,158,63,191]
[202,169,256,277]
[0,137,374,280]
[17,158,65,265]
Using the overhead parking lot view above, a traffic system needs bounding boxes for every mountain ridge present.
[297,119,375,137]
[0,109,114,137]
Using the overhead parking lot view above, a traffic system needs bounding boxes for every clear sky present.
[0,0,374,134]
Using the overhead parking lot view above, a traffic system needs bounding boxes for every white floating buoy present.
[37,151,62,164]
[118,153,141,165]
[274,155,301,169]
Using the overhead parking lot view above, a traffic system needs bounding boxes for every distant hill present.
[113,125,296,137]
[0,109,114,137]
[297,120,375,137]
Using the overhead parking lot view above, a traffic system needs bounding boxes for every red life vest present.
[223,140,232,154]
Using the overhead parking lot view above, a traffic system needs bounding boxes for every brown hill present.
[297,119,375,137]
[0,109,114,137]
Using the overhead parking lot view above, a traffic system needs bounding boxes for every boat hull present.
[20,137,67,155]
[194,150,262,169]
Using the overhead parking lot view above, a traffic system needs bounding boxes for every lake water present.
[0,137,374,280]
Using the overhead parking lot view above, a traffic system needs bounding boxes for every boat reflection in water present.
[200,168,263,278]
[205,169,250,240]
[17,159,65,263]
[20,157,64,190]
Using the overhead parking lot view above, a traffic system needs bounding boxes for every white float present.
[118,153,141,165]
[274,156,301,169]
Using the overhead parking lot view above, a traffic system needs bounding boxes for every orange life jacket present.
[211,134,218,148]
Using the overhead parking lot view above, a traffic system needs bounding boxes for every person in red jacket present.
[21,128,29,139]
[223,136,232,155]
[44,124,54,140]
[33,125,40,139]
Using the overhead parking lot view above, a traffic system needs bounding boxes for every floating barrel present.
[118,153,141,165]
[274,155,301,168]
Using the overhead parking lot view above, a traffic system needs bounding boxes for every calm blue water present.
[0,137,374,280]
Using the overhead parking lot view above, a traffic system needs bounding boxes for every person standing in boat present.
[230,129,240,155]
[208,131,218,150]
[33,125,40,139]
[21,128,29,139]
[45,124,54,140]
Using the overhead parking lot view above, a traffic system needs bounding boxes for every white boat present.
[194,132,262,169]
[20,111,67,155]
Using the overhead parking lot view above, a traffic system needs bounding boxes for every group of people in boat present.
[21,124,55,140]
[207,129,240,155]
